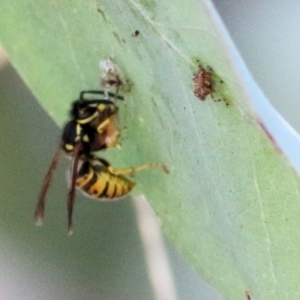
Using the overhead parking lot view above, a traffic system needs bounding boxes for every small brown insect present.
[193,66,213,100]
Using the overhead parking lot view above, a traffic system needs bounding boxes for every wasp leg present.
[96,107,118,131]
[96,107,120,148]
[97,118,111,134]
[108,162,169,176]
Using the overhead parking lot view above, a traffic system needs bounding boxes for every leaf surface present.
[1,1,299,299]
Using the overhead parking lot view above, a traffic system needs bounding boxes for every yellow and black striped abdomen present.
[76,161,135,200]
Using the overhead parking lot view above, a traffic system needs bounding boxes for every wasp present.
[34,90,168,233]
[34,90,123,231]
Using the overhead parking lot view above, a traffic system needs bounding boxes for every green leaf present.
[1,0,300,299]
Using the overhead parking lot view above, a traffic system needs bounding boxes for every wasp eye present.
[79,107,97,120]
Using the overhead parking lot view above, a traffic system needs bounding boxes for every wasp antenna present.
[79,90,104,101]
[79,90,124,102]
[34,147,62,225]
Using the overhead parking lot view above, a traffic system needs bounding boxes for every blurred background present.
[212,0,300,134]
[1,1,300,299]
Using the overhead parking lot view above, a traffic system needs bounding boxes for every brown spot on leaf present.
[96,4,106,21]
[132,30,140,37]
[192,63,231,106]
[193,66,213,100]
